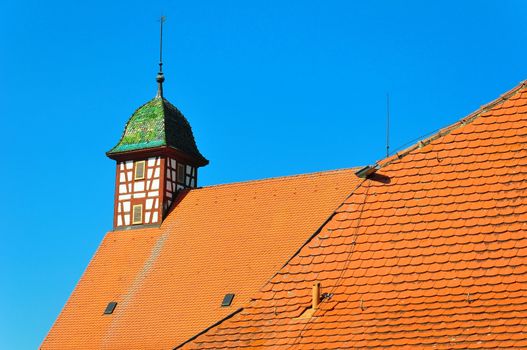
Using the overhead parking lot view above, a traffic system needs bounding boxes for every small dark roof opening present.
[355,165,377,178]
[104,302,118,315]
[221,293,235,307]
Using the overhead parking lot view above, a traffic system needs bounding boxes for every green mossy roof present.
[107,97,208,164]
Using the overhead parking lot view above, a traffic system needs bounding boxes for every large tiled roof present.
[41,168,361,349]
[184,81,527,349]
[107,97,208,165]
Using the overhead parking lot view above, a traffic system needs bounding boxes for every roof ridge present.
[378,79,527,169]
[199,167,360,189]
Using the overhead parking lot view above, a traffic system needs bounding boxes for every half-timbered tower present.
[106,72,208,228]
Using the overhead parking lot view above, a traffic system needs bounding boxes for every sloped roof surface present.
[186,82,527,349]
[41,168,361,349]
[107,97,208,164]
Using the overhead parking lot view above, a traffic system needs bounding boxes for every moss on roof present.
[107,97,208,164]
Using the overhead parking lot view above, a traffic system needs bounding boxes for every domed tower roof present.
[108,16,207,166]
[106,96,208,166]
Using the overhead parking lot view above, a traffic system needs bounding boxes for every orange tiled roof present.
[41,168,361,349]
[185,81,527,349]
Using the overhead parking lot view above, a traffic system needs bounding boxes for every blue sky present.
[1,0,526,348]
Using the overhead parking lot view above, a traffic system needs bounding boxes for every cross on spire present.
[156,16,166,98]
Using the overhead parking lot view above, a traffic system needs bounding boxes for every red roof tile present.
[41,168,361,349]
[185,81,527,349]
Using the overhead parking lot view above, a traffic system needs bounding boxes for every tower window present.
[132,204,143,224]
[134,161,145,180]
[177,163,185,183]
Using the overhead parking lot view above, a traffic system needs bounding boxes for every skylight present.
[221,294,235,307]
[104,302,117,315]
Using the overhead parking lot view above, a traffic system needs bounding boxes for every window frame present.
[132,204,143,224]
[134,160,146,180]
[177,163,185,184]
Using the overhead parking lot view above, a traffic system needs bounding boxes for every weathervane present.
[156,16,166,98]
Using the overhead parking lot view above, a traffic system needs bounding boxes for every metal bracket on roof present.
[321,292,333,301]
[466,292,473,304]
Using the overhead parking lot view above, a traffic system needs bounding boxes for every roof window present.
[221,293,235,307]
[355,165,377,178]
[104,302,117,315]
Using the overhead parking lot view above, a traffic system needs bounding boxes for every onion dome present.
[106,96,208,166]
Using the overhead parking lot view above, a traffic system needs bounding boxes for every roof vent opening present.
[221,293,235,307]
[104,302,117,315]
[355,165,377,178]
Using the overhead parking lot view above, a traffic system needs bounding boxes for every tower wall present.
[113,157,164,228]
[164,156,197,211]
[113,155,198,229]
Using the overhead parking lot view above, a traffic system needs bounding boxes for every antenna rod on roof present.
[156,16,166,98]
[386,93,390,158]
[159,15,165,73]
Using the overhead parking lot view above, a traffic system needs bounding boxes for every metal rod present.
[159,16,166,72]
[386,93,390,158]
[156,16,167,98]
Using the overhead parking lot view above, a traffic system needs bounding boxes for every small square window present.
[221,293,235,307]
[177,163,185,183]
[132,204,143,224]
[104,302,117,315]
[134,161,145,180]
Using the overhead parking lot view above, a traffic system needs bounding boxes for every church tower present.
[107,19,208,229]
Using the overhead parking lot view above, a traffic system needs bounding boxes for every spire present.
[156,16,166,98]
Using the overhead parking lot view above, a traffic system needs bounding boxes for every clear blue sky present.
[1,1,526,348]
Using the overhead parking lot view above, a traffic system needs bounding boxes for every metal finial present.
[156,16,166,98]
